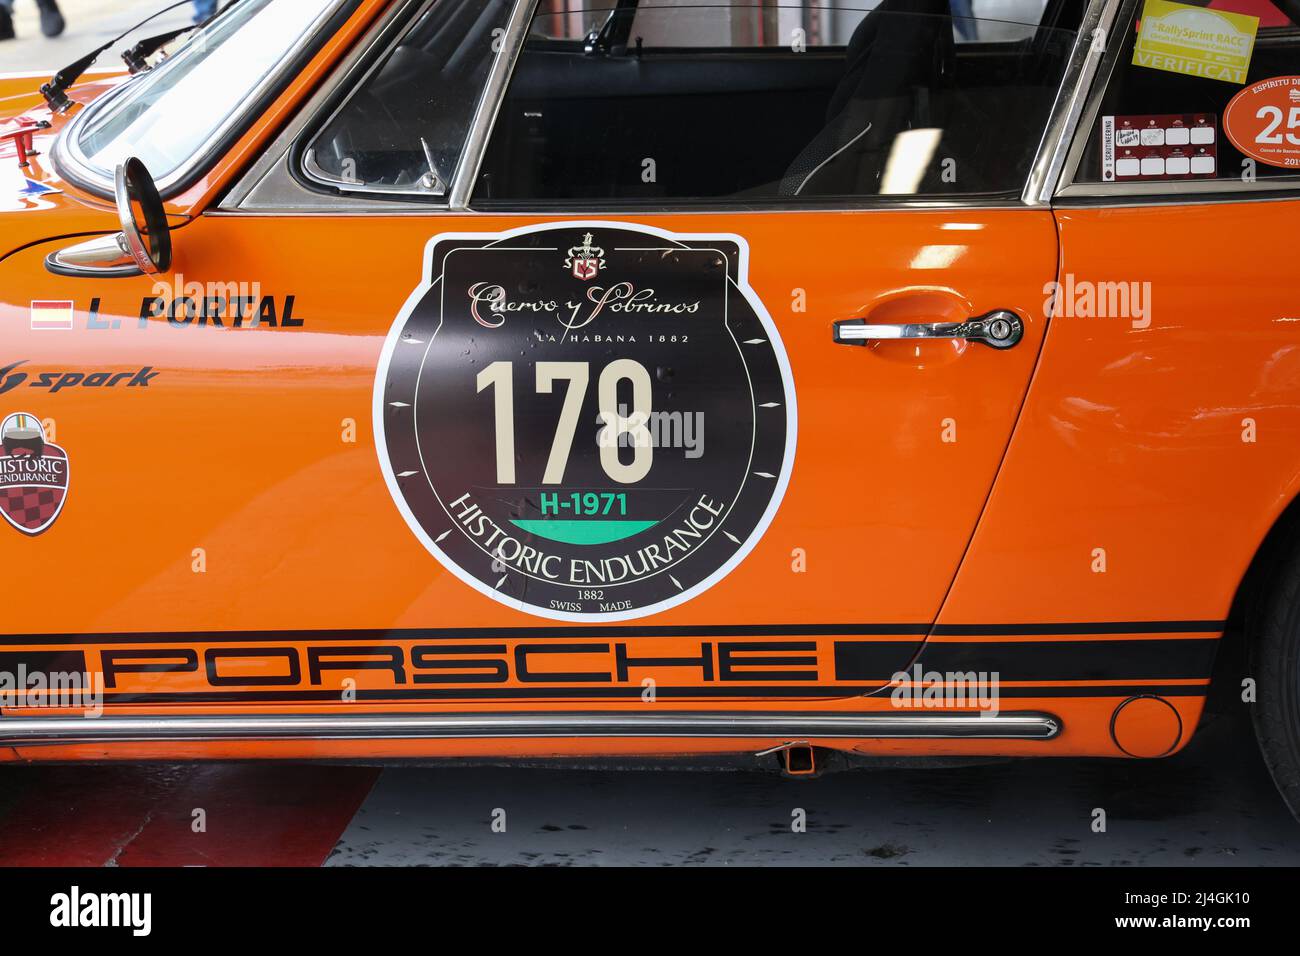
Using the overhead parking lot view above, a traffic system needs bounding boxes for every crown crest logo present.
[564,232,606,281]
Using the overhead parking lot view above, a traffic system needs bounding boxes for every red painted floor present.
[0,764,377,867]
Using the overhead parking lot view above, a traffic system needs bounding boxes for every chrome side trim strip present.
[448,0,538,210]
[1053,188,1300,207]
[1022,0,1122,206]
[0,711,1061,746]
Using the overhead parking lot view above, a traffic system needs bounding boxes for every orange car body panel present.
[0,0,1287,765]
[944,201,1300,625]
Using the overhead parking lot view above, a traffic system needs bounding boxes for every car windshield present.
[70,0,341,191]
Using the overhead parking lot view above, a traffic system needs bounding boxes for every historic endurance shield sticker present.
[375,222,796,622]
[0,412,69,536]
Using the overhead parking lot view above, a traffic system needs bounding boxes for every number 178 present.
[476,360,654,485]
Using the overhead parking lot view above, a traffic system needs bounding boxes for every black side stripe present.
[88,683,1212,706]
[835,638,1220,683]
[0,650,89,675]
[930,621,1225,636]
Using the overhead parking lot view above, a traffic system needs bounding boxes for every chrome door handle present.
[833,310,1024,350]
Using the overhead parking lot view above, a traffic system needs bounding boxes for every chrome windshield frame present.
[51,0,356,201]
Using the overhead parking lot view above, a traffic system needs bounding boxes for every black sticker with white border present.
[375,222,796,621]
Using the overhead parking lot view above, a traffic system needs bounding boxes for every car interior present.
[477,0,1084,202]
[305,0,1085,202]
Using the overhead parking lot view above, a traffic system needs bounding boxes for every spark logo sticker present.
[0,361,25,396]
[0,413,69,536]
[30,300,74,331]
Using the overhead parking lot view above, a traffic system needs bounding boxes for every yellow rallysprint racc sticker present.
[1133,0,1259,85]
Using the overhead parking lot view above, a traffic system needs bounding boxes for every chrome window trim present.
[219,198,1031,215]
[222,0,424,211]
[231,0,1096,215]
[303,143,445,196]
[294,0,536,207]
[1056,179,1300,200]
[1022,0,1123,206]
[448,0,537,209]
[1053,189,1300,208]
[51,0,352,201]
[295,0,533,205]
[1053,0,1300,203]
[220,197,1034,214]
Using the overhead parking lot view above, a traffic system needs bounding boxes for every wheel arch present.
[1216,488,1300,703]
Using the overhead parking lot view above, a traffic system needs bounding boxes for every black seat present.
[779,0,956,197]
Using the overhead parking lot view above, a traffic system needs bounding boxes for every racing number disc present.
[375,222,796,621]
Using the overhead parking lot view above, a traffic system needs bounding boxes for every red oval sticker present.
[1224,76,1300,169]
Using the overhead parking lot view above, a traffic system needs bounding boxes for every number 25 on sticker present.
[1225,77,1300,169]
[476,360,654,485]
[1255,105,1300,147]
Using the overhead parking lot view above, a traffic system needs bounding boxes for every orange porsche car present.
[1,0,1298,814]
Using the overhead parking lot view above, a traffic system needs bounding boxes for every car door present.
[6,0,1084,708]
[940,0,1300,629]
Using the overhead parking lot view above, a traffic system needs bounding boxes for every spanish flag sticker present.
[29,300,74,331]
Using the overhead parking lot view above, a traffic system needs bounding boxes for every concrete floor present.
[323,705,1300,866]
[0,692,1296,866]
[323,640,1299,866]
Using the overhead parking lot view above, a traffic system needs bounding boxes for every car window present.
[532,0,1055,46]
[621,0,1053,46]
[305,0,515,193]
[474,0,1077,203]
[1076,0,1300,187]
[70,0,342,193]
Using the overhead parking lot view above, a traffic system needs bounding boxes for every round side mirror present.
[114,157,171,275]
[44,156,173,278]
